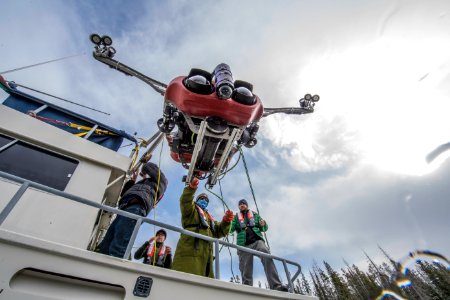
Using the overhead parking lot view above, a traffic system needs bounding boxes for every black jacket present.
[119,171,168,214]
[134,241,172,268]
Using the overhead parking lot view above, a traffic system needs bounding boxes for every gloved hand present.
[165,246,172,254]
[222,210,234,222]
[141,153,152,163]
[189,177,199,189]
[130,169,139,181]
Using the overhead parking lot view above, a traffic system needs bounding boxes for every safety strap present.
[27,113,117,136]
[147,243,166,266]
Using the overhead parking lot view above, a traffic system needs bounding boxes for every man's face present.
[239,203,248,211]
[155,233,166,243]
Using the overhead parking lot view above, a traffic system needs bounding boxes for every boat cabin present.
[0,77,317,299]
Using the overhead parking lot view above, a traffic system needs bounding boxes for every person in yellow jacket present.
[172,178,234,277]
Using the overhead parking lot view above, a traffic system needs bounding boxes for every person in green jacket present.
[230,199,288,291]
[172,178,234,278]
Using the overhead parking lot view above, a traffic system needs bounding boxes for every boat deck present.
[0,229,317,300]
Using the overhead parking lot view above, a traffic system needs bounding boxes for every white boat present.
[0,76,317,299]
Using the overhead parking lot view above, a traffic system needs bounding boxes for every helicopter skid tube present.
[208,128,242,187]
[186,121,207,183]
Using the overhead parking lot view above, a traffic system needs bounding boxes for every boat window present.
[0,141,78,191]
[0,133,14,148]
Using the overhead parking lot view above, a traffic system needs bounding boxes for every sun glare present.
[290,35,450,176]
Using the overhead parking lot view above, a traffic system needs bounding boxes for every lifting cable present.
[0,53,86,75]
[219,179,237,279]
[239,147,270,250]
[14,83,110,115]
[150,140,165,266]
[0,53,109,115]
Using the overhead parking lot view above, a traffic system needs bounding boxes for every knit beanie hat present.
[238,199,248,206]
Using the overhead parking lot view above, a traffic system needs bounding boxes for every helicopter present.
[90,34,320,187]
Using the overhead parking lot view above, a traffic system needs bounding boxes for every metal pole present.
[124,218,143,259]
[0,182,29,225]
[129,132,164,174]
[214,240,220,279]
[105,174,125,190]
[282,260,294,293]
[0,140,17,153]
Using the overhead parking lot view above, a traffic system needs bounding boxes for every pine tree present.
[314,261,335,299]
[293,278,302,294]
[342,267,368,299]
[356,264,382,298]
[301,270,312,295]
[364,250,391,289]
[418,261,450,299]
[311,270,328,300]
[342,259,371,299]
[324,261,354,299]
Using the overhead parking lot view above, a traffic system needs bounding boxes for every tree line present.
[231,246,450,299]
[297,247,450,299]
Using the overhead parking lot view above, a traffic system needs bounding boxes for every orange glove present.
[222,210,234,222]
[189,177,199,189]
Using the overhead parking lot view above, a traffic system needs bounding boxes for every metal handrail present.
[0,170,301,292]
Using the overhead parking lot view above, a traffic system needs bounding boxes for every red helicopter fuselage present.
[164,76,264,126]
[164,76,263,165]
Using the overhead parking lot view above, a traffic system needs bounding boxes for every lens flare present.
[377,250,449,300]
[375,290,406,300]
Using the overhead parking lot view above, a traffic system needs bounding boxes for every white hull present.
[0,229,316,300]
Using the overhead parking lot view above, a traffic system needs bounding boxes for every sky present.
[1,0,449,288]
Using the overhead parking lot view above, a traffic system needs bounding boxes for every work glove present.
[141,153,152,163]
[222,210,234,222]
[189,177,199,189]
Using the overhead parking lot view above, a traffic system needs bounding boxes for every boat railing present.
[0,170,301,292]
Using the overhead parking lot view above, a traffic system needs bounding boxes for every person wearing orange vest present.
[230,199,288,292]
[172,178,234,277]
[134,229,172,268]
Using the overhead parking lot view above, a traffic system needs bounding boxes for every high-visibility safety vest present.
[196,205,216,234]
[147,243,166,266]
[237,210,255,230]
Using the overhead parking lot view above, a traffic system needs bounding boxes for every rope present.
[218,149,242,180]
[0,53,86,75]
[119,143,133,148]
[151,140,164,266]
[130,144,140,169]
[239,147,270,250]
[218,179,236,279]
[28,113,116,136]
[205,182,230,210]
[13,83,110,115]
